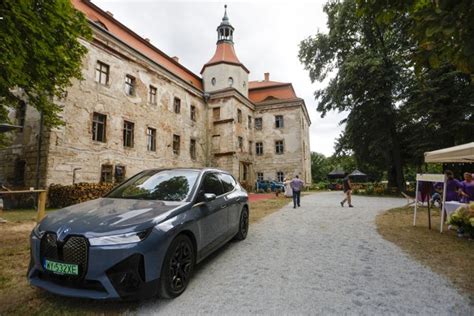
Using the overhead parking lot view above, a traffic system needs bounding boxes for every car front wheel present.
[234,207,249,241]
[159,234,195,298]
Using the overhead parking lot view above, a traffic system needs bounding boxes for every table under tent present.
[413,142,474,232]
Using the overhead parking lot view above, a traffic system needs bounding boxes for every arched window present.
[228,77,234,87]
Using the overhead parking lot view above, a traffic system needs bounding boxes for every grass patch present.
[376,206,474,303]
[1,208,56,223]
[249,195,291,223]
[0,196,293,314]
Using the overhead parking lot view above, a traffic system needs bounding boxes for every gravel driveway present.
[138,192,472,315]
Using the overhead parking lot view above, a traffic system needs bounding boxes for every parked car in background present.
[256,180,285,192]
[28,168,249,300]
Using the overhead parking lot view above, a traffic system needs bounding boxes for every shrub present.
[48,182,115,208]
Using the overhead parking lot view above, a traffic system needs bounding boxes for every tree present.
[0,0,91,127]
[310,152,330,183]
[357,0,474,80]
[399,64,474,167]
[299,0,411,189]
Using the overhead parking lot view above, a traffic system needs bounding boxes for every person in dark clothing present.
[290,175,304,208]
[340,173,353,207]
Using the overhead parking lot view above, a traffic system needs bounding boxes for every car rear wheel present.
[234,207,249,241]
[159,234,195,298]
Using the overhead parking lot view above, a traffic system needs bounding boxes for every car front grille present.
[40,233,88,279]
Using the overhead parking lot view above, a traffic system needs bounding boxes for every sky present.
[93,0,347,157]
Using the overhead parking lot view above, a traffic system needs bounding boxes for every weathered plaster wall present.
[44,36,208,185]
[202,64,249,97]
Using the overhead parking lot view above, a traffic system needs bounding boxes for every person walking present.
[284,177,293,198]
[290,175,304,208]
[340,173,354,207]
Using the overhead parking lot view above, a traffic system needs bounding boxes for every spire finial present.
[223,4,228,21]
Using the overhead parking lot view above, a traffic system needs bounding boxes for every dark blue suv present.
[28,168,249,300]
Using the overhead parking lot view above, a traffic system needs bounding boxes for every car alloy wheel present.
[235,207,249,241]
[160,234,195,298]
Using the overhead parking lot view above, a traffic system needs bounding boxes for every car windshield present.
[107,170,199,201]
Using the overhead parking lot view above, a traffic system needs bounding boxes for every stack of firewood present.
[48,182,115,208]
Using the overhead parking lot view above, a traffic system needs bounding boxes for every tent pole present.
[440,174,448,233]
[413,177,419,226]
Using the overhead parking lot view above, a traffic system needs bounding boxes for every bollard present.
[36,191,47,222]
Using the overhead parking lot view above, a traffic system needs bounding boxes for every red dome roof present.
[201,42,249,74]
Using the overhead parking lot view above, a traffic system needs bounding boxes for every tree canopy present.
[357,0,474,79]
[300,0,474,189]
[0,0,91,127]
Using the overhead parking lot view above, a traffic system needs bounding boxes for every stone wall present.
[0,104,49,188]
[43,35,208,185]
[253,100,309,183]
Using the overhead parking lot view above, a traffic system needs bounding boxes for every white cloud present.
[93,0,346,156]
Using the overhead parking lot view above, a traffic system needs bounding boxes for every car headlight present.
[89,230,150,246]
[32,224,45,238]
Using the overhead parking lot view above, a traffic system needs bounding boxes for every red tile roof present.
[201,42,249,74]
[248,80,297,103]
[72,0,203,90]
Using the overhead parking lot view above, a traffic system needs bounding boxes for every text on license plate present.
[44,259,79,275]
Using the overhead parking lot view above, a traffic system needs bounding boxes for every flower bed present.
[447,202,474,238]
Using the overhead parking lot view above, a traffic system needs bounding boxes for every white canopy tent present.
[424,142,474,163]
[413,173,446,232]
[420,142,474,232]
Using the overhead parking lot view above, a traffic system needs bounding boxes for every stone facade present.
[0,1,311,189]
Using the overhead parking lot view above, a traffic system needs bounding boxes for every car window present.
[107,169,199,201]
[219,173,236,193]
[201,173,224,196]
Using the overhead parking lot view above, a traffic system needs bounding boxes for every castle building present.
[0,0,311,189]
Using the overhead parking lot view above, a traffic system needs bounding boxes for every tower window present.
[125,75,135,96]
[275,115,284,128]
[211,77,216,86]
[95,61,109,85]
[255,117,262,130]
[237,109,242,123]
[228,77,234,87]
[149,85,157,105]
[277,171,284,182]
[275,140,284,154]
[115,165,126,183]
[174,97,181,114]
[92,112,106,142]
[190,139,196,160]
[100,164,113,183]
[213,107,220,120]
[248,116,252,129]
[147,127,156,151]
[123,121,134,148]
[173,134,180,155]
[257,172,264,182]
[191,105,196,121]
[238,136,243,151]
[256,142,263,156]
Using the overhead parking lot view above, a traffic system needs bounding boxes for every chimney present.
[144,38,150,43]
[264,72,270,81]
[105,11,114,17]
[172,56,179,63]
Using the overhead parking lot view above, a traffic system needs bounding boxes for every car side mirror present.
[203,193,216,202]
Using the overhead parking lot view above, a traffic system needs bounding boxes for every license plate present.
[44,259,79,276]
